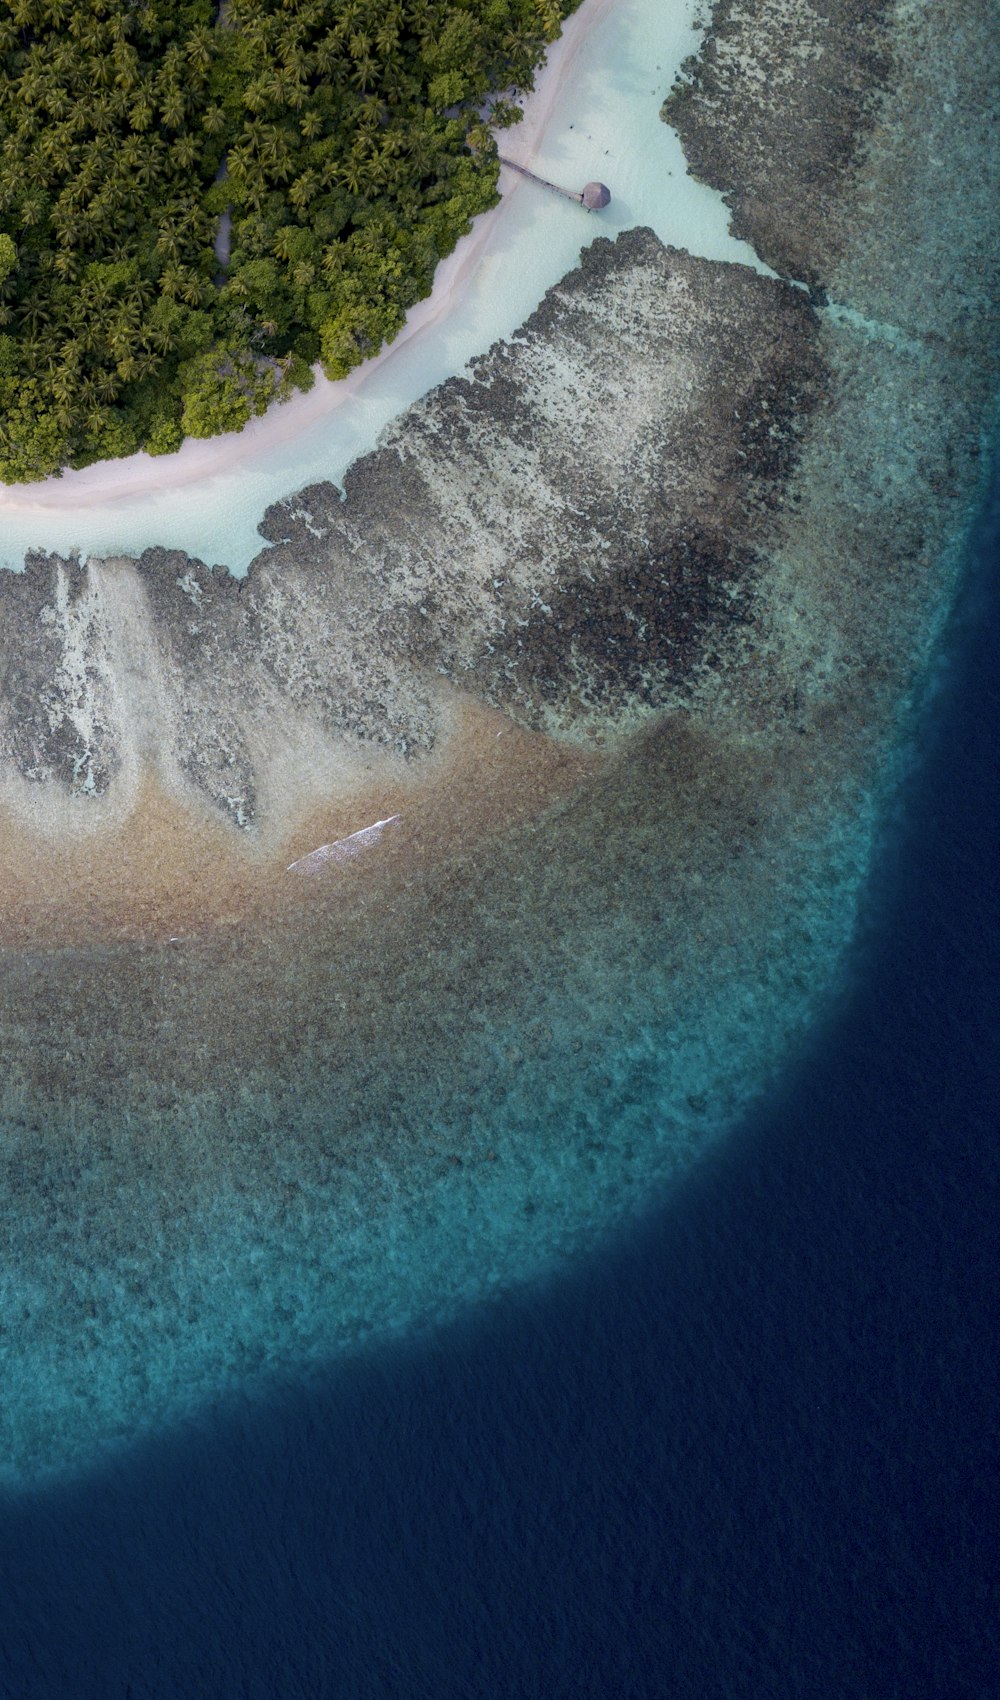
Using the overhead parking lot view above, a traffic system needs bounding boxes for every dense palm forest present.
[0,0,578,481]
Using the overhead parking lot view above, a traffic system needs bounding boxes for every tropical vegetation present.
[0,0,578,480]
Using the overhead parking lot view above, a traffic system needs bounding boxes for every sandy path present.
[0,0,619,518]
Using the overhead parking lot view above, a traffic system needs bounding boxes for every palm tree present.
[186,26,215,76]
[134,148,162,191]
[350,54,378,92]
[155,225,183,263]
[77,374,100,410]
[312,35,340,77]
[160,86,187,131]
[112,43,140,93]
[335,158,365,196]
[95,368,120,402]
[289,170,319,211]
[159,264,185,300]
[242,80,269,116]
[143,319,175,356]
[376,15,401,60]
[19,192,48,228]
[178,270,203,306]
[271,227,299,263]
[172,134,200,172]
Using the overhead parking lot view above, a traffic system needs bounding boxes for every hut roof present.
[582,181,611,210]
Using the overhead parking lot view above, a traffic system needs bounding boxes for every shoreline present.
[0,0,619,524]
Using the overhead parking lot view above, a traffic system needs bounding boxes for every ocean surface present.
[0,465,995,1695]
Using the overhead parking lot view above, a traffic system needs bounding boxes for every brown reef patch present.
[0,695,600,950]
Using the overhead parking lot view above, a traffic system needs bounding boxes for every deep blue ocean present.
[1,467,998,1697]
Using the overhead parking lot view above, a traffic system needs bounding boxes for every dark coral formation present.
[253,232,825,733]
[0,551,118,795]
[0,229,825,819]
[488,522,758,715]
[663,0,895,290]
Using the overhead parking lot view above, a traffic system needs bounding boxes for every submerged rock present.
[0,552,119,797]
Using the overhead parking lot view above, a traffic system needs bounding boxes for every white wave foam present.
[287,814,401,874]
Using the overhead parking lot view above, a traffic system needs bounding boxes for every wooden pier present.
[498,156,611,211]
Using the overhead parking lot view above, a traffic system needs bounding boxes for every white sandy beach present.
[0,0,760,571]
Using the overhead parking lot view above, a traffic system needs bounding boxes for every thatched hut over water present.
[582,181,612,211]
[498,157,612,214]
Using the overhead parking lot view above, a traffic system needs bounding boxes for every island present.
[0,0,579,479]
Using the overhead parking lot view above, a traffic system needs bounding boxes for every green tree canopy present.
[0,0,580,481]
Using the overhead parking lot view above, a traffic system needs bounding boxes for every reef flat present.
[0,0,997,1484]
[1,232,823,833]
